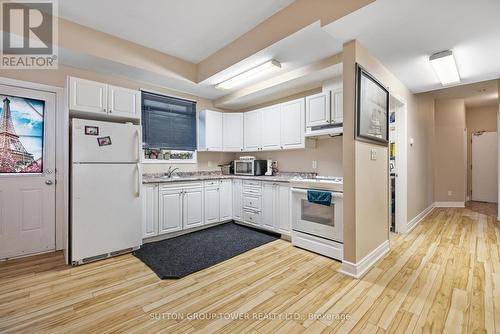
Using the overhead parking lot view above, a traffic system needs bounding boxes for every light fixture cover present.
[429,50,460,86]
[216,59,281,90]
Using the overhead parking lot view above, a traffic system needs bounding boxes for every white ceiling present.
[58,0,294,63]
[429,79,498,108]
[323,0,500,93]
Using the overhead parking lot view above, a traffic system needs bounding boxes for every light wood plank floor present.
[1,205,499,333]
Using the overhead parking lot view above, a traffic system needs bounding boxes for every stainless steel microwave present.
[234,160,268,176]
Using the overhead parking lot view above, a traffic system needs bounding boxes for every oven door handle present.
[291,188,343,198]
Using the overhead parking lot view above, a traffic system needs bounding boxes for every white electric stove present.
[290,176,344,261]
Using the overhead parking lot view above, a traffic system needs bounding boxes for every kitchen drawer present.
[243,194,261,211]
[160,182,202,191]
[242,186,262,196]
[243,180,262,188]
[204,180,220,187]
[243,209,261,226]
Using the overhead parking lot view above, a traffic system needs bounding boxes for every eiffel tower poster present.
[0,95,44,173]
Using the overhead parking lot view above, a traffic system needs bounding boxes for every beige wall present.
[0,66,234,174]
[409,94,435,218]
[465,105,498,198]
[434,99,467,203]
[342,40,435,264]
[247,137,342,176]
[342,41,389,263]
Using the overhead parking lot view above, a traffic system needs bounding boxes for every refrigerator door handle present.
[136,163,141,197]
[135,128,141,163]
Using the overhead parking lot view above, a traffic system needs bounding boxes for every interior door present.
[472,131,498,202]
[0,84,56,260]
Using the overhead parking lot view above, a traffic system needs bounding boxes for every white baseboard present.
[406,203,435,233]
[434,201,465,208]
[338,240,390,279]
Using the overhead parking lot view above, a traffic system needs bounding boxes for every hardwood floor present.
[1,206,499,333]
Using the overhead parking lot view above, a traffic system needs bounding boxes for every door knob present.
[45,180,53,185]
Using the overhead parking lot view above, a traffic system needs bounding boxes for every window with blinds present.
[141,91,197,162]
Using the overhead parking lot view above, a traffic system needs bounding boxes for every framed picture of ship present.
[355,64,389,145]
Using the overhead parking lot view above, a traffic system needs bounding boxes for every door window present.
[0,95,44,173]
[301,199,335,227]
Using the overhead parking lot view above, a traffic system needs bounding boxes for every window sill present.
[142,159,197,164]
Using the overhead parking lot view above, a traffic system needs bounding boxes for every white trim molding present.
[406,203,435,233]
[434,202,465,208]
[338,240,390,279]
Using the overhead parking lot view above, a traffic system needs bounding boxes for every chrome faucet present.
[166,166,179,178]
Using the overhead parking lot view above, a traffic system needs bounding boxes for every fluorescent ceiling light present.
[216,59,281,90]
[429,50,460,86]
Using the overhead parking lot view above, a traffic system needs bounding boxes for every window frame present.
[140,90,198,164]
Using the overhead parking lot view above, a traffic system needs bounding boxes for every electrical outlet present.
[312,160,317,169]
[370,149,377,161]
[448,190,453,196]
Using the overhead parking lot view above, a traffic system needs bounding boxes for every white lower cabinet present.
[142,178,291,240]
[183,187,204,229]
[204,185,220,225]
[158,188,183,234]
[232,179,243,220]
[219,180,233,221]
[261,182,291,235]
[142,184,159,238]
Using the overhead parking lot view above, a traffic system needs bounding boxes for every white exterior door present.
[261,105,281,151]
[159,188,183,234]
[204,186,220,224]
[183,187,204,229]
[472,131,498,202]
[281,98,305,150]
[0,85,56,259]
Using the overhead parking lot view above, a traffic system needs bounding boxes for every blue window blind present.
[142,92,197,151]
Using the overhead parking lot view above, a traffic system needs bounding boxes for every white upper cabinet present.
[331,88,343,124]
[198,110,223,151]
[306,91,331,127]
[261,105,281,151]
[244,109,262,151]
[69,77,107,115]
[68,77,140,120]
[222,112,244,152]
[280,98,305,150]
[108,85,141,119]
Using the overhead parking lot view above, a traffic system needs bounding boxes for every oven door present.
[234,161,254,175]
[291,188,343,242]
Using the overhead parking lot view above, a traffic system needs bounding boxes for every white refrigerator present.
[71,118,142,264]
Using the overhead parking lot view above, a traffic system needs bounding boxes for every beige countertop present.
[142,172,315,184]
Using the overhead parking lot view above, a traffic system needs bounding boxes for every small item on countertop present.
[307,190,332,206]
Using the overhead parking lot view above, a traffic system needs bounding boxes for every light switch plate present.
[370,149,377,161]
[312,160,317,169]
